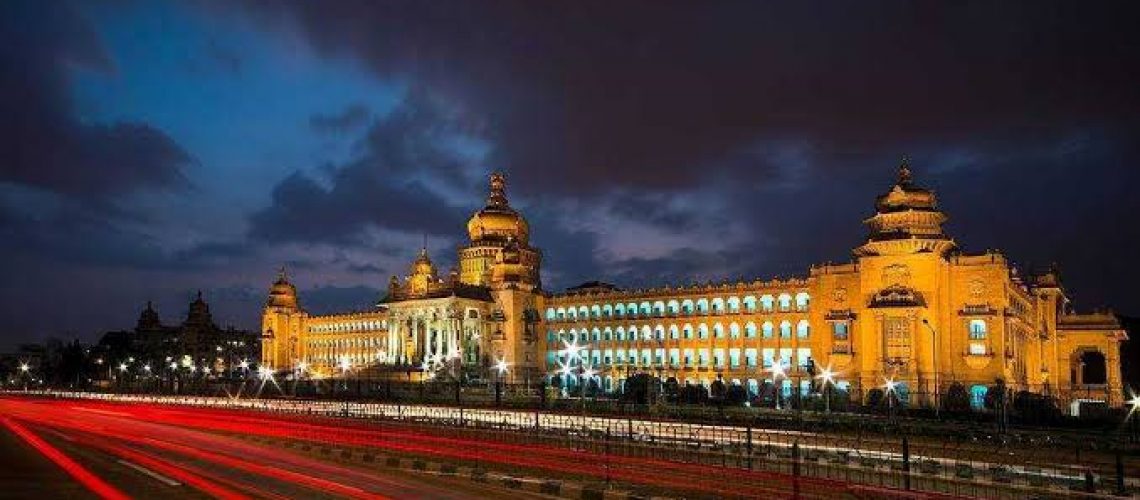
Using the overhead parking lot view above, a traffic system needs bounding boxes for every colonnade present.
[386,307,488,366]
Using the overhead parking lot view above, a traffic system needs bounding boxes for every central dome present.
[466,172,529,245]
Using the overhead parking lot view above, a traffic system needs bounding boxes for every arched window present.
[666,300,680,315]
[681,299,695,315]
[639,302,652,316]
[668,325,680,339]
[762,322,774,339]
[603,304,613,318]
[592,328,601,342]
[1078,350,1108,385]
[711,298,725,314]
[779,321,792,339]
[760,295,774,312]
[590,305,601,318]
[578,306,589,319]
[546,308,556,320]
[653,301,665,316]
[968,319,988,355]
[796,320,810,339]
[832,322,849,340]
[653,325,664,340]
[795,292,810,311]
[696,298,710,314]
[777,294,792,312]
[745,322,757,338]
[968,320,987,339]
[970,385,987,410]
[627,303,638,318]
[615,326,626,341]
[683,324,694,339]
[567,308,577,320]
[713,323,725,338]
[614,304,626,318]
[727,296,741,313]
[729,322,741,339]
[698,324,709,339]
[603,327,613,341]
[743,295,758,312]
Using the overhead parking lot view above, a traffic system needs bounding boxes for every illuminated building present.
[544,161,1126,413]
[262,163,1126,412]
[261,173,542,382]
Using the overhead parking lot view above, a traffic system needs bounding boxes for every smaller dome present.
[267,268,299,309]
[412,247,437,277]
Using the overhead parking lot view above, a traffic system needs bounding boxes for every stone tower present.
[261,268,305,370]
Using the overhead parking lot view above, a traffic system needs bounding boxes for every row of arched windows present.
[546,320,811,344]
[309,320,387,334]
[308,337,383,349]
[546,293,811,321]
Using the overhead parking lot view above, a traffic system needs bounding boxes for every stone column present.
[434,315,444,359]
[421,318,431,362]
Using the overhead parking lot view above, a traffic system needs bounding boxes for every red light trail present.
[0,396,954,499]
[1,415,130,500]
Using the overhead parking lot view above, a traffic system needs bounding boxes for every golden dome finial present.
[898,155,913,185]
[487,172,508,207]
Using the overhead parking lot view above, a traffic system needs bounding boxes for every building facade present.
[262,164,1127,412]
[94,293,260,376]
[261,173,543,383]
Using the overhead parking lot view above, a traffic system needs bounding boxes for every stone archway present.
[1071,348,1108,385]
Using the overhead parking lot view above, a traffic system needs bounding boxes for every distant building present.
[93,293,259,374]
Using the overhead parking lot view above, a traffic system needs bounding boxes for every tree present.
[680,383,709,405]
[866,388,885,409]
[984,378,1007,411]
[709,376,727,403]
[663,377,680,403]
[726,383,748,406]
[944,382,972,413]
[620,373,659,404]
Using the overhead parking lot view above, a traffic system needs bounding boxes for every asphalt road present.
[0,398,556,499]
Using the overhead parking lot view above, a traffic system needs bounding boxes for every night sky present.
[2,1,1139,349]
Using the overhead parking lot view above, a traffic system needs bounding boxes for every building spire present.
[898,154,913,186]
[487,172,508,207]
[277,265,288,282]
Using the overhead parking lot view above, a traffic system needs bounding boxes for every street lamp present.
[921,318,939,418]
[883,377,899,418]
[769,361,787,410]
[817,366,836,413]
[338,356,352,390]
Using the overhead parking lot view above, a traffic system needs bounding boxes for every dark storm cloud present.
[248,90,478,246]
[310,103,371,134]
[0,1,194,201]
[236,1,1139,194]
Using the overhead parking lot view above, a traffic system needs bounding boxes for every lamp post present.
[18,363,30,391]
[884,378,898,420]
[921,318,939,418]
[338,356,352,392]
[817,366,835,413]
[494,358,509,406]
